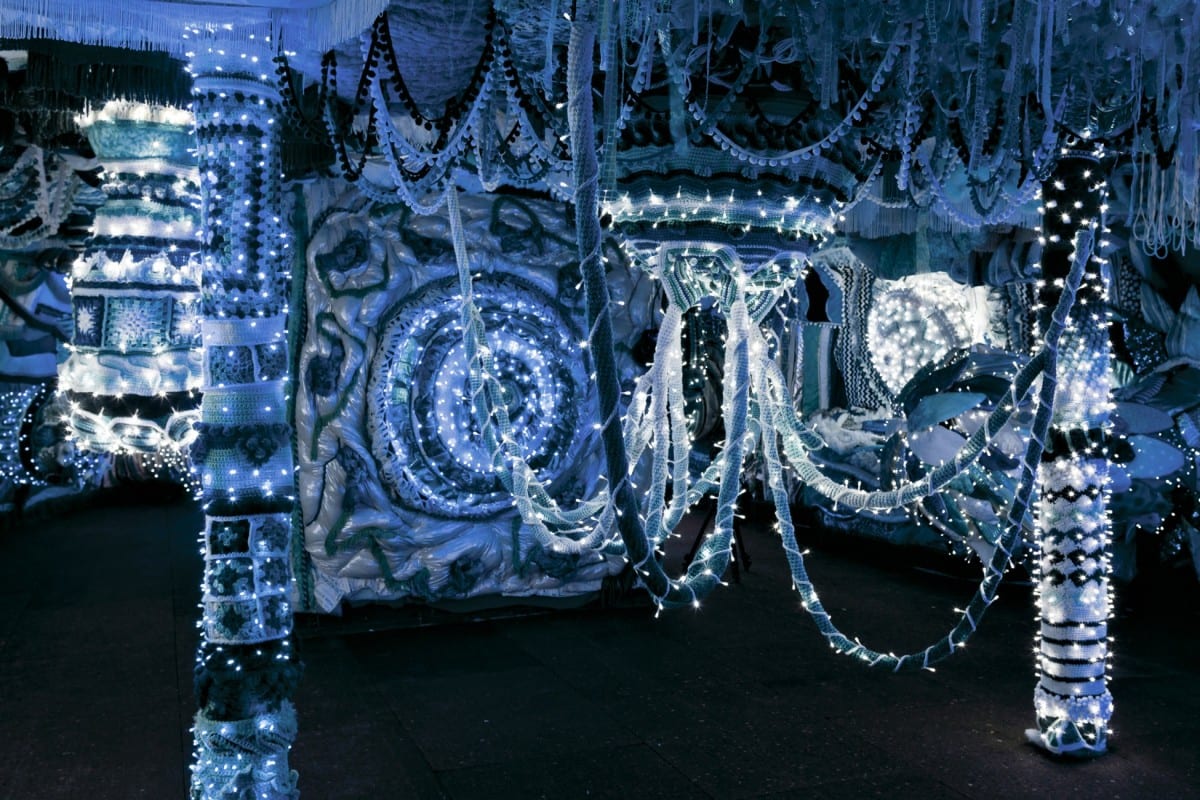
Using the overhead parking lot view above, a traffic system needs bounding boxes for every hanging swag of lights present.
[273,0,1200,755]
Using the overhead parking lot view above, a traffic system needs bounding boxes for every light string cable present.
[447,184,614,549]
[612,211,1088,620]
[446,5,1087,616]
[446,183,728,561]
[439,5,668,543]
[617,213,1082,626]
[449,20,1057,608]
[761,213,1079,513]
[760,224,1093,670]
[442,8,753,610]
[775,117,1073,513]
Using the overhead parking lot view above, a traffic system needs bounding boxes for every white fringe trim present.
[0,0,390,56]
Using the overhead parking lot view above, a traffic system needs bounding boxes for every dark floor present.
[0,495,1197,800]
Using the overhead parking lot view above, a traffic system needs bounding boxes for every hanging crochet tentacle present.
[754,223,1093,672]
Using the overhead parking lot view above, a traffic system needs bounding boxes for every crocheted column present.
[62,101,202,455]
[186,29,301,800]
[1029,149,1114,756]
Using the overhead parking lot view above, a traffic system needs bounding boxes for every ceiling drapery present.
[3,1,1199,250]
[272,1,1199,250]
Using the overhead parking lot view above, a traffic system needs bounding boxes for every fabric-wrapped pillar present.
[1029,148,1114,756]
[62,101,202,456]
[186,28,301,799]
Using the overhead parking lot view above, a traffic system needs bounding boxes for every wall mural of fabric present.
[297,188,652,610]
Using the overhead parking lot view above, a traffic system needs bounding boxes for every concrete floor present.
[0,494,1196,799]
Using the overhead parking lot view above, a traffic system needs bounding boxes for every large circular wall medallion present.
[367,273,589,518]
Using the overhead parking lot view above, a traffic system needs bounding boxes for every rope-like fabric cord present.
[568,9,758,607]
[452,7,1099,654]
[569,9,667,596]
[763,227,1091,670]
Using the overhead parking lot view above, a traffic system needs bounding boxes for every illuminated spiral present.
[367,273,591,518]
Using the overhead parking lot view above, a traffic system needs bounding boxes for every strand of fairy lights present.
[443,0,1100,633]
[184,25,301,800]
[452,174,1092,631]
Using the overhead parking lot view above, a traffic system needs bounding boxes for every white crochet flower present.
[76,306,96,337]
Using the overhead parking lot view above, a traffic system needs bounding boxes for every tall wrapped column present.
[186,29,301,799]
[62,101,202,456]
[1029,148,1114,755]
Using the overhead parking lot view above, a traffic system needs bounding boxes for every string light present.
[1028,146,1115,756]
[867,273,996,395]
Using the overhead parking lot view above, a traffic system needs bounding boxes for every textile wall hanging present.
[296,187,654,610]
[59,102,202,455]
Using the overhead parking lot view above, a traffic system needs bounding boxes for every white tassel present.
[0,0,389,55]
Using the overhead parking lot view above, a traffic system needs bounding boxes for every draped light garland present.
[435,7,1104,670]
[451,170,1100,665]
